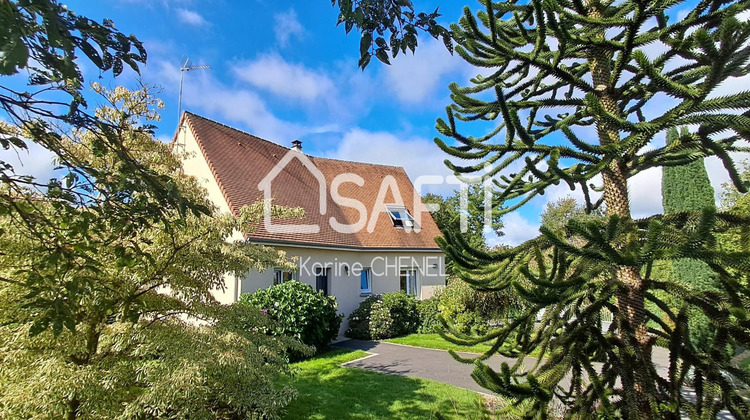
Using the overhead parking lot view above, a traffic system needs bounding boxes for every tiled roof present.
[180,112,443,250]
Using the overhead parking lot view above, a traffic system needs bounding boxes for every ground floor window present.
[273,269,296,285]
[316,267,329,296]
[400,269,418,296]
[360,268,372,294]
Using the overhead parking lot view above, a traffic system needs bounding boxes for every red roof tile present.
[181,112,442,250]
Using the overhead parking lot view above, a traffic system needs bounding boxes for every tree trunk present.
[66,394,79,420]
[587,3,655,416]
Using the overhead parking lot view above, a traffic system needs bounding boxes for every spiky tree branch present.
[431,0,750,418]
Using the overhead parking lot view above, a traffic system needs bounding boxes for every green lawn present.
[385,333,494,354]
[282,349,491,419]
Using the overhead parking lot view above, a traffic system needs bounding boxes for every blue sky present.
[5,0,749,245]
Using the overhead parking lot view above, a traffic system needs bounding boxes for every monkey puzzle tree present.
[418,0,750,418]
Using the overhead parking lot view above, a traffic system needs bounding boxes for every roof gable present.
[180,112,442,250]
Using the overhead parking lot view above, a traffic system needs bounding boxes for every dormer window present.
[386,205,417,229]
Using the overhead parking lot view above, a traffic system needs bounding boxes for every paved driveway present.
[335,339,518,394]
[334,339,736,419]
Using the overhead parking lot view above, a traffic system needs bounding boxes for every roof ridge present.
[185,112,409,173]
[184,111,290,153]
[311,154,408,171]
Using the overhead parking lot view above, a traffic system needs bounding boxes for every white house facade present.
[174,112,446,334]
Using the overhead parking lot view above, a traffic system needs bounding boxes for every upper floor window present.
[385,205,417,229]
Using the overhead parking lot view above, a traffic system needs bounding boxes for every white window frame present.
[385,205,418,229]
[400,268,419,297]
[360,267,372,294]
[273,269,296,285]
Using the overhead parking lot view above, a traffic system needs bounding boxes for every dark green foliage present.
[420,0,750,417]
[417,296,442,334]
[662,127,722,350]
[0,86,310,419]
[337,0,750,415]
[443,210,750,418]
[238,281,343,355]
[345,295,380,339]
[329,0,452,68]
[0,0,208,337]
[662,127,717,215]
[345,291,420,339]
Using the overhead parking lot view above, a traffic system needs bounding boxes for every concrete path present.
[334,339,736,419]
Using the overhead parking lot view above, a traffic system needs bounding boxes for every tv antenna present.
[177,57,210,120]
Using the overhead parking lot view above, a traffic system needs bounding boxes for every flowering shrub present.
[345,295,380,339]
[346,291,420,339]
[370,291,420,339]
[237,281,343,356]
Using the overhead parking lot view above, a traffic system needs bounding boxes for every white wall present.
[240,246,446,336]
[178,122,244,304]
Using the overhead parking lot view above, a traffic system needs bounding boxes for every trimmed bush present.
[345,295,380,339]
[417,296,441,334]
[346,291,420,340]
[237,281,343,354]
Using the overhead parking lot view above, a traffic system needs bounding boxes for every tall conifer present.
[662,127,720,352]
[427,1,750,418]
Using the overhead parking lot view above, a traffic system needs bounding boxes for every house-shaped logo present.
[257,147,326,234]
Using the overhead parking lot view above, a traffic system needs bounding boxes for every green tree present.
[0,85,307,419]
[721,160,750,214]
[0,1,208,335]
[718,160,750,261]
[661,127,720,351]
[335,0,750,417]
[423,184,503,251]
[662,128,717,215]
[540,197,604,237]
[1,2,309,417]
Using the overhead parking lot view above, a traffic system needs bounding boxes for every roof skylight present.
[385,205,417,229]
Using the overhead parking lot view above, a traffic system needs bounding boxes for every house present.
[174,112,446,332]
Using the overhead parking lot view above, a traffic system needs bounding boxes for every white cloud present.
[323,128,456,195]
[274,9,304,48]
[382,38,465,104]
[628,168,664,218]
[187,80,307,143]
[176,8,207,26]
[705,153,750,204]
[232,54,335,102]
[489,212,540,247]
[148,58,310,143]
[534,151,750,221]
[709,73,750,98]
[0,140,58,182]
